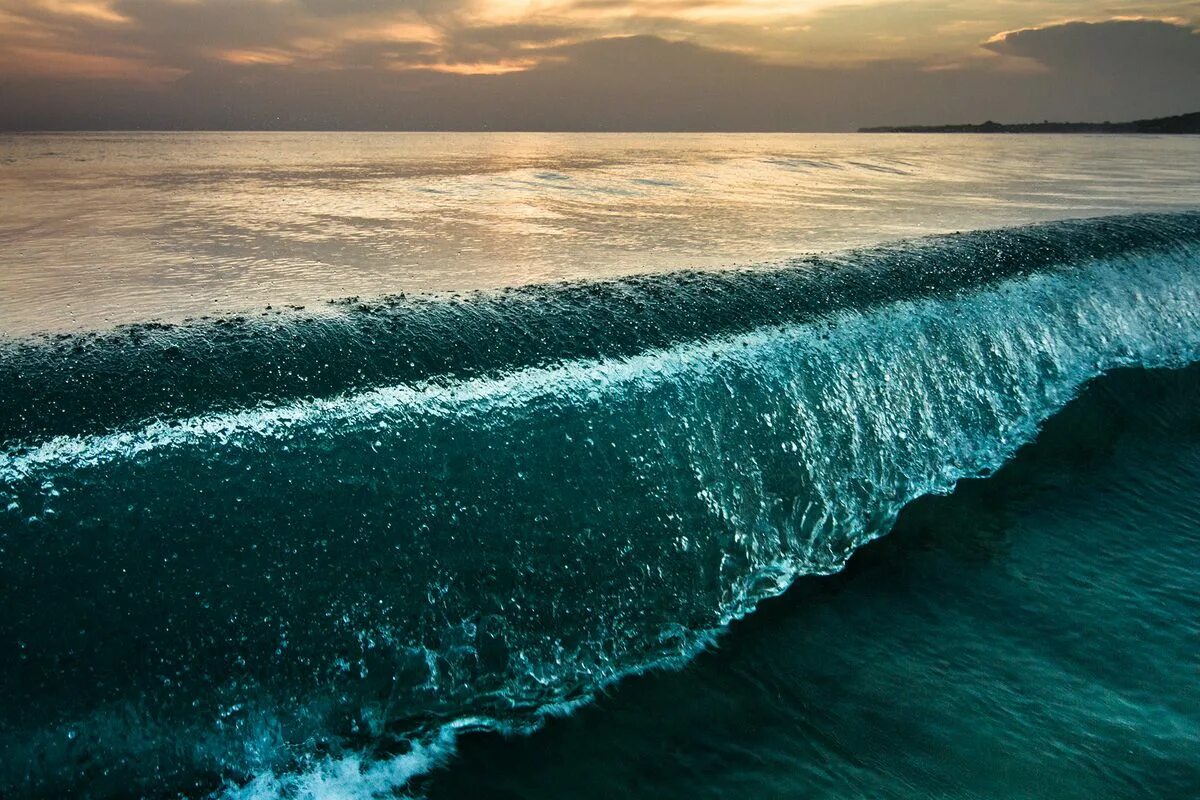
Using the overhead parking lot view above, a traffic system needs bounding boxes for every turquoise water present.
[429,364,1200,800]
[2,211,1199,798]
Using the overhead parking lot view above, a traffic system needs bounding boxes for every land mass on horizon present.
[860,111,1200,134]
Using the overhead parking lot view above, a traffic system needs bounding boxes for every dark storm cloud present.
[984,18,1200,76]
[979,18,1200,121]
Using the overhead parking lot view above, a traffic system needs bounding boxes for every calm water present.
[2,132,1200,334]
[1,135,1199,800]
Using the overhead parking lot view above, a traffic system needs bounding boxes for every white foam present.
[219,725,459,800]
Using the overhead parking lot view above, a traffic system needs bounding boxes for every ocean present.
[1,133,1198,799]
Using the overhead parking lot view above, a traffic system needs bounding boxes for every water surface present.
[0,134,1198,800]
[3,132,1200,334]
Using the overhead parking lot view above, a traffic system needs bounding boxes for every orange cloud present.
[212,48,299,66]
[1,0,1198,83]
[0,44,183,80]
[37,0,130,24]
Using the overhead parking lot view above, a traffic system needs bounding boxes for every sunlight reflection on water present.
[2,131,1199,334]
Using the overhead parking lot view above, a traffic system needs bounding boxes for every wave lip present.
[2,212,1200,798]
[3,211,1200,446]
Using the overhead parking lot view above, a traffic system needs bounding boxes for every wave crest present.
[2,212,1200,798]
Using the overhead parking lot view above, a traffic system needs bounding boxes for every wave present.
[2,212,1200,798]
[5,212,1199,445]
[416,360,1200,800]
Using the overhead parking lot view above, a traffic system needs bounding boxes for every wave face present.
[423,361,1200,800]
[2,212,1200,798]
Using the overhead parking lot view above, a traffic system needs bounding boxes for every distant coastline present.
[860,111,1200,134]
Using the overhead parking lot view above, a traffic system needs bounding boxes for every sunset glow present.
[4,0,1197,78]
[1,0,1197,129]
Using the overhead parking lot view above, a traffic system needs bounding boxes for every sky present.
[1,0,1198,130]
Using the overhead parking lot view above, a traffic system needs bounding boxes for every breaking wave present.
[2,212,1200,798]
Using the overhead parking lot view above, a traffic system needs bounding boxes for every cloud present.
[979,18,1200,116]
[983,18,1200,76]
[4,32,1198,131]
[439,23,587,66]
[296,0,458,17]
[4,0,1200,81]
[336,39,441,68]
[0,0,457,75]
[1,1,1199,128]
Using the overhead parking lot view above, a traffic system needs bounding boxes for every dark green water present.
[2,213,1199,798]
[428,365,1200,800]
